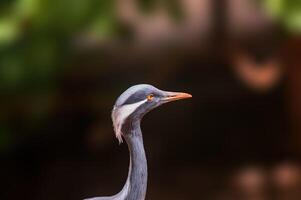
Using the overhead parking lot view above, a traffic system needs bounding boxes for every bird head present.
[112,84,192,143]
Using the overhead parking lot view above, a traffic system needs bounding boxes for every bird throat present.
[122,123,148,200]
[112,99,147,143]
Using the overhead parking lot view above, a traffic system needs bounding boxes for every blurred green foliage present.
[0,0,118,96]
[264,0,301,33]
[0,0,118,151]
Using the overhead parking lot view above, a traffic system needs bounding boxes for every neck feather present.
[117,121,148,200]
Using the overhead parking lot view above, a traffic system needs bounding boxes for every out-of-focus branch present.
[282,38,301,154]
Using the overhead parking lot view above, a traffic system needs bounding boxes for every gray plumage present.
[85,84,191,200]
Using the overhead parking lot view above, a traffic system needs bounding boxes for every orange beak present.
[161,92,192,102]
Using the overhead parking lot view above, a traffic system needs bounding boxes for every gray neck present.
[118,121,148,200]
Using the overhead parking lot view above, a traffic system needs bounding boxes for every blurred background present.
[1,0,301,199]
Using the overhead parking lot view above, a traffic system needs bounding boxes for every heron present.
[85,84,192,200]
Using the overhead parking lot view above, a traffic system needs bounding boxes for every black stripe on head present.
[121,90,148,105]
[114,84,164,107]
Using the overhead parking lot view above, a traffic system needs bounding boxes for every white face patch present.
[112,99,147,143]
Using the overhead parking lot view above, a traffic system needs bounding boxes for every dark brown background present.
[1,0,301,199]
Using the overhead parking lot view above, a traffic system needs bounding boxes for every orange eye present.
[147,94,154,101]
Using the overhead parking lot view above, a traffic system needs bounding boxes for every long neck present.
[118,121,148,200]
